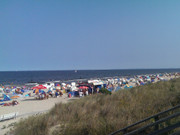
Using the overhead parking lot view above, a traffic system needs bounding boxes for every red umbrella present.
[78,86,88,89]
[32,85,47,89]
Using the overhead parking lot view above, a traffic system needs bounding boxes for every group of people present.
[35,89,65,100]
[2,100,19,106]
[35,91,49,100]
[79,89,89,97]
[48,89,63,98]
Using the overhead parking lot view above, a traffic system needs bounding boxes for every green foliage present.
[12,78,180,135]
[99,88,112,95]
[170,82,175,92]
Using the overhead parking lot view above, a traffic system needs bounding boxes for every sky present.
[1,0,180,71]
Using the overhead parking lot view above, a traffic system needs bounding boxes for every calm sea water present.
[0,69,180,85]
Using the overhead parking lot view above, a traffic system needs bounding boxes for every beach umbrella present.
[78,86,88,89]
[33,89,42,93]
[32,85,47,90]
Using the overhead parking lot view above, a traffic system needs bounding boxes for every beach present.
[0,72,179,135]
[0,94,72,135]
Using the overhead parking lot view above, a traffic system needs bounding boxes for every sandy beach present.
[0,74,179,135]
[0,93,72,135]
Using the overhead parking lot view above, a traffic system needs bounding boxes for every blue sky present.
[1,0,180,71]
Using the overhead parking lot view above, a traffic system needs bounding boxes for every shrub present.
[99,88,112,95]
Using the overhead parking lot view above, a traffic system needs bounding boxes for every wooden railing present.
[109,105,180,135]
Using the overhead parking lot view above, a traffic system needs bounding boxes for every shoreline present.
[1,69,180,86]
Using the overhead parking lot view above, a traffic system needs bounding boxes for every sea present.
[0,69,180,85]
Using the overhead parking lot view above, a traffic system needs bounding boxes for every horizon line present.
[0,68,180,72]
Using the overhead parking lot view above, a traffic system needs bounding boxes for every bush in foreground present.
[12,78,180,135]
[99,88,112,95]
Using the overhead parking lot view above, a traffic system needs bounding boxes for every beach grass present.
[12,78,180,135]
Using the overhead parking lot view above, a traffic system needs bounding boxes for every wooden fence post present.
[154,116,159,131]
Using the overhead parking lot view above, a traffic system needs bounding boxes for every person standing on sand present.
[79,89,83,98]
[86,88,88,96]
[91,86,93,95]
[96,87,100,93]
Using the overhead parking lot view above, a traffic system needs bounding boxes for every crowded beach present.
[0,72,179,121]
[0,72,179,108]
[1,72,180,106]
[0,72,180,134]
